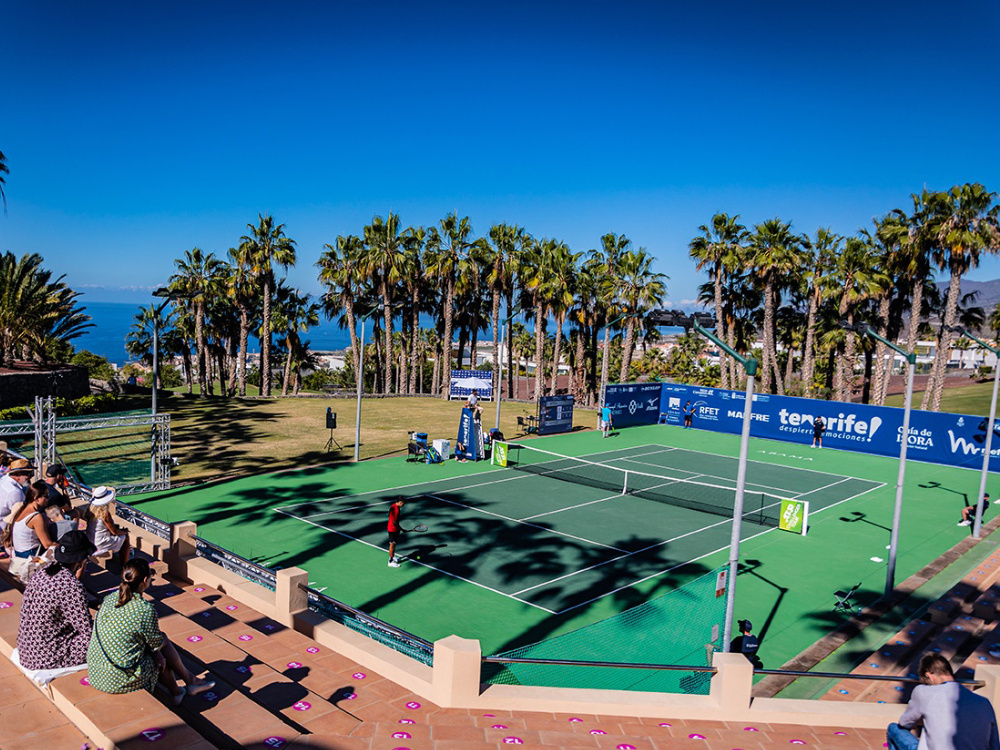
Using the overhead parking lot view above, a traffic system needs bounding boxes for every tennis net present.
[507,443,782,526]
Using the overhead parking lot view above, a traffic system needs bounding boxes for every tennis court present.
[273,443,884,614]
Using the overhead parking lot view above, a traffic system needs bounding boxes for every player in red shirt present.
[387,498,405,567]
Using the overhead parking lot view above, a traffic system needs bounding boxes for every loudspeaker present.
[326,408,337,430]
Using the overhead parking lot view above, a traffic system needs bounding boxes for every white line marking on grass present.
[273,507,558,614]
[424,494,628,552]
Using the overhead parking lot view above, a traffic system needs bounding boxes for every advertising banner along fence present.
[646,382,1000,473]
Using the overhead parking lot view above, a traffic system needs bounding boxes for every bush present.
[71,350,116,382]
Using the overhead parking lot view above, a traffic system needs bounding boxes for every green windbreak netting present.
[57,425,154,487]
[484,566,728,694]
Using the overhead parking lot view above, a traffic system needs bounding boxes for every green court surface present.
[128,423,998,682]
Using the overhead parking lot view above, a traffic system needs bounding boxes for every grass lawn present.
[886,379,997,415]
[121,391,598,484]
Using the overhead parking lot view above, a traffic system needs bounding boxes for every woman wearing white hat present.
[85,486,131,572]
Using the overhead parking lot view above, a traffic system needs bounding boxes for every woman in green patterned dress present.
[87,558,214,704]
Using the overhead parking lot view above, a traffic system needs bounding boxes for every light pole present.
[354,305,393,463]
[495,306,525,430]
[150,288,190,416]
[848,323,916,595]
[946,325,999,539]
[648,309,758,650]
[599,312,628,407]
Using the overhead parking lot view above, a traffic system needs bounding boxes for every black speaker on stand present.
[325,407,342,451]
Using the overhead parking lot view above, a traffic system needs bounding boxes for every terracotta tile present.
[540,729,601,746]
[288,735,370,749]
[78,688,168,732]
[108,714,206,749]
[300,705,364,735]
[50,671,102,705]
[0,672,44,708]
[431,723,487,741]
[241,638,297,665]
[373,721,433,739]
[0,721,90,750]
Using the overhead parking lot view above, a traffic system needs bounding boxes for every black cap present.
[46,465,67,478]
[54,530,97,565]
[738,619,752,632]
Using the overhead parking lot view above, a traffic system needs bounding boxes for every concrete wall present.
[0,365,90,409]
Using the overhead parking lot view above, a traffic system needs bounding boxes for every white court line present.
[272,507,558,614]
[795,476,853,498]
[519,493,624,521]
[424,493,628,552]
[512,514,736,596]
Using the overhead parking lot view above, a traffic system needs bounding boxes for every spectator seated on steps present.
[87,558,215,706]
[13,530,97,685]
[84,486,131,572]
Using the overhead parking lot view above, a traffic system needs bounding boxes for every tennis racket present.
[403,524,428,533]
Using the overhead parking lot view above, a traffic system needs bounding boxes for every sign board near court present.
[537,394,574,435]
[779,498,809,535]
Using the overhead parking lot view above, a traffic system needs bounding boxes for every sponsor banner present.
[491,441,509,467]
[604,382,664,428]
[779,499,809,535]
[538,394,574,436]
[659,383,1000,472]
[449,370,493,400]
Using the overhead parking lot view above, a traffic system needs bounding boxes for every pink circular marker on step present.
[590,729,607,735]
[306,647,319,653]
[405,701,421,709]
[292,701,311,711]
[194,587,205,592]
[286,662,302,669]
[226,604,238,610]
[502,738,523,745]
[491,724,508,730]
[239,634,253,641]
[398,718,415,724]
[187,635,202,642]
[263,738,286,748]
[0,601,12,609]
[80,677,90,686]
[352,672,366,679]
[617,745,637,750]
[391,732,411,739]
[689,734,706,740]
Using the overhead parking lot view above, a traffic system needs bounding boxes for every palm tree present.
[540,241,579,395]
[750,218,803,394]
[426,213,478,397]
[487,223,524,400]
[831,234,889,402]
[799,229,840,395]
[271,283,321,396]
[170,248,226,398]
[0,252,92,365]
[613,249,667,382]
[590,233,632,399]
[239,214,297,397]
[689,214,747,390]
[318,234,368,383]
[126,304,176,386]
[922,184,1000,411]
[361,212,406,393]
[227,246,258,397]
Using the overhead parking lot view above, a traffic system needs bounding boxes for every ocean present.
[74,301,353,366]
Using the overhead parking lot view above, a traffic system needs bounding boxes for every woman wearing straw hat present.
[85,486,131,572]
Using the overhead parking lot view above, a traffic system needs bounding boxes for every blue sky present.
[3,1,1000,308]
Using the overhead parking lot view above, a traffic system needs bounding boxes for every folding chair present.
[516,416,528,434]
[406,441,426,463]
[834,582,862,612]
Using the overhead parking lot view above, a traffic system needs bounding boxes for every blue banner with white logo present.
[603,382,664,427]
[658,383,1000,472]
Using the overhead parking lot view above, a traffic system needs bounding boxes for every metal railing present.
[299,583,434,666]
[194,535,277,591]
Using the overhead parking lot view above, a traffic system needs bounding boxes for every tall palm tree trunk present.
[381,280,393,395]
[550,313,564,395]
[408,292,420,394]
[574,326,586,401]
[533,305,545,401]
[195,303,207,397]
[802,293,820,396]
[619,319,636,383]
[712,266,729,390]
[441,283,455,398]
[760,279,775,393]
[261,279,273,396]
[238,309,249,397]
[923,269,963,411]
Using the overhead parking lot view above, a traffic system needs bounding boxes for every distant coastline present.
[74,301,352,367]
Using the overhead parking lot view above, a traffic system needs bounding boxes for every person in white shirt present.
[0,459,33,529]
